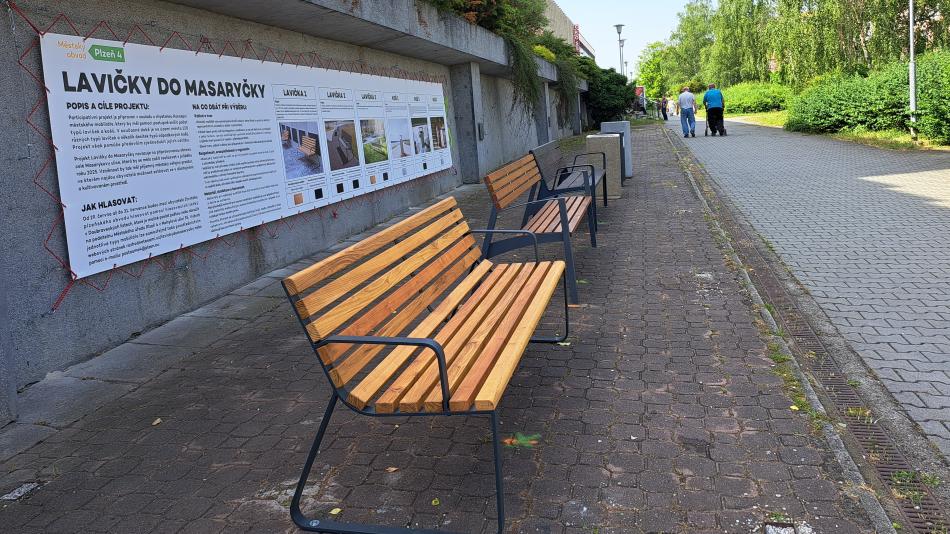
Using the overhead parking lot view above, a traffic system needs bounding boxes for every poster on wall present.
[39,33,452,279]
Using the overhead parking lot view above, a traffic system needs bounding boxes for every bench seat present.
[345,260,563,413]
[523,196,592,235]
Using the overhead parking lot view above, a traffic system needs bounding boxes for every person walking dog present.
[678,87,697,138]
[703,83,726,136]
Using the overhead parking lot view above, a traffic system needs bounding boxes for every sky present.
[553,0,691,77]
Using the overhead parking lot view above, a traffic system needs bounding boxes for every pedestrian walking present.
[703,83,726,136]
[678,87,697,138]
[660,96,669,121]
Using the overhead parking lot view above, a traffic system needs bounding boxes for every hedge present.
[786,51,950,143]
[720,82,789,113]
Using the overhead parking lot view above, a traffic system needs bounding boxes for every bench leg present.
[586,205,597,249]
[490,411,506,534]
[290,392,338,532]
[531,269,570,344]
[290,392,503,534]
[561,234,580,304]
[602,174,608,207]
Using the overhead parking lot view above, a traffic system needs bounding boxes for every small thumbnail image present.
[279,122,324,179]
[411,117,431,154]
[360,119,389,164]
[324,120,359,171]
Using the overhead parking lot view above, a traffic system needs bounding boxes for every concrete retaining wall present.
[479,74,540,173]
[0,0,581,422]
[0,0,466,401]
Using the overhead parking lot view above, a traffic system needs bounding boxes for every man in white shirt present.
[677,87,697,138]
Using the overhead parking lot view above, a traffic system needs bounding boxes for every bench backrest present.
[300,136,317,152]
[483,154,542,210]
[282,197,481,387]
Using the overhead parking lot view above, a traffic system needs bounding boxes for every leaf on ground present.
[385,467,399,473]
[503,433,541,448]
[577,279,590,284]
[556,342,571,347]
[329,507,342,515]
[151,418,163,426]
[431,498,440,506]
[789,405,800,411]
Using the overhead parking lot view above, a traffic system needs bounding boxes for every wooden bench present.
[481,153,597,304]
[298,135,318,157]
[281,197,569,534]
[281,128,290,146]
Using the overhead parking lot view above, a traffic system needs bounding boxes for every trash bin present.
[600,121,633,181]
[586,133,623,200]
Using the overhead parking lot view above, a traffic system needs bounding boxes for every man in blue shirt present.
[703,84,726,136]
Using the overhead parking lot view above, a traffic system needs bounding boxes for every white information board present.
[40,33,452,278]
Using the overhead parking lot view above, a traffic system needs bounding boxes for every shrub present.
[785,65,908,134]
[532,45,556,62]
[916,51,950,143]
[720,82,789,113]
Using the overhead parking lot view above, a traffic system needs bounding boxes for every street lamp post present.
[614,24,624,74]
[909,0,918,140]
[620,42,626,78]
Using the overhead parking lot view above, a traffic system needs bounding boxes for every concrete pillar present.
[449,62,485,184]
[533,82,551,145]
[572,92,583,135]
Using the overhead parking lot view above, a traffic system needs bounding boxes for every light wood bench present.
[281,196,569,534]
[482,153,596,304]
[298,135,318,157]
[281,128,290,146]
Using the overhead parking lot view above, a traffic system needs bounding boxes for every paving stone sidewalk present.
[0,125,877,533]
[667,119,950,458]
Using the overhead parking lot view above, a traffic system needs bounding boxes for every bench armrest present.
[470,229,539,262]
[573,151,607,171]
[314,335,451,413]
[553,165,595,196]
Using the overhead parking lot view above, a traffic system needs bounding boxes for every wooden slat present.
[393,264,526,413]
[308,223,471,338]
[492,164,538,198]
[448,262,553,411]
[283,197,457,295]
[494,169,541,209]
[567,197,592,232]
[319,236,477,364]
[474,261,565,411]
[421,263,543,411]
[295,208,465,322]
[485,154,533,185]
[346,260,494,409]
[524,200,558,234]
[327,247,482,386]
[375,264,520,412]
[427,262,548,411]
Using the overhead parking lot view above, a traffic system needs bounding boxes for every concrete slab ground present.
[0,131,888,532]
[666,119,950,461]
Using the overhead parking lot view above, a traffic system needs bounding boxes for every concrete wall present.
[544,0,575,43]
[479,74,540,173]
[0,0,464,397]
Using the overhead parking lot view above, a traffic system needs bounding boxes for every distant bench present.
[481,148,600,304]
[281,196,569,533]
[298,135,318,158]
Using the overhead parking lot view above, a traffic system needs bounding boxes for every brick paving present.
[0,125,876,532]
[667,119,950,458]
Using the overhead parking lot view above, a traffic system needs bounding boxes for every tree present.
[666,0,715,88]
[705,0,772,86]
[636,42,672,99]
